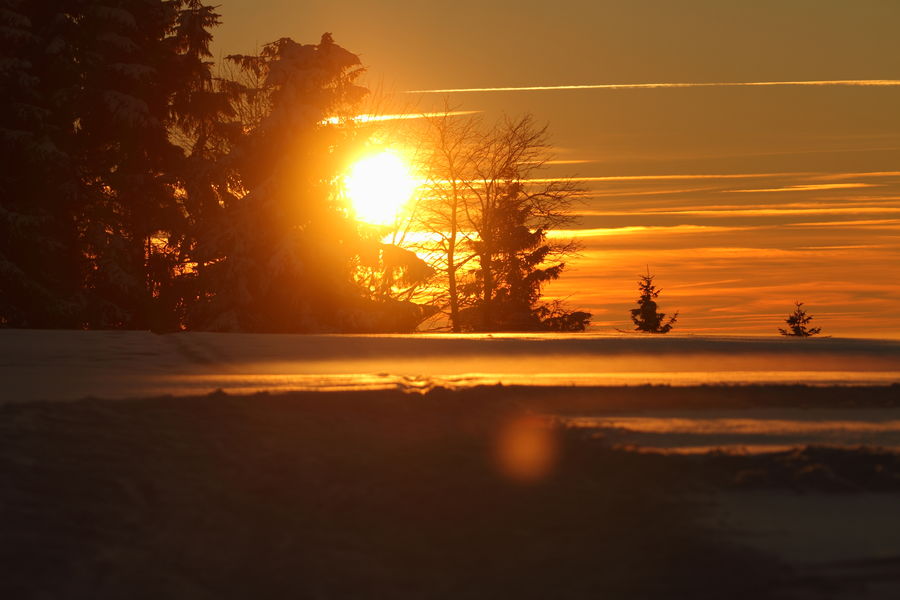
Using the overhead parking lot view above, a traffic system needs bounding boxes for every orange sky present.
[215,1,900,337]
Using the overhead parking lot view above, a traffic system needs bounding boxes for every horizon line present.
[405,79,900,94]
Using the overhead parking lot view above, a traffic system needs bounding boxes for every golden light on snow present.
[345,151,417,226]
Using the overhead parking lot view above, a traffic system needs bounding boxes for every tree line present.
[0,0,589,333]
[0,1,825,337]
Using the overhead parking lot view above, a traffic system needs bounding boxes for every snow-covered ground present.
[4,329,900,596]
[2,329,899,402]
[4,329,899,454]
[563,409,900,453]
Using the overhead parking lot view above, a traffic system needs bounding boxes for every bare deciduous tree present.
[412,111,588,332]
[413,106,482,331]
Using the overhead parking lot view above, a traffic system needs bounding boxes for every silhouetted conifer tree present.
[420,115,589,332]
[192,34,423,332]
[463,179,589,331]
[0,0,82,326]
[0,0,218,328]
[468,183,564,330]
[165,1,242,331]
[0,1,445,333]
[778,301,822,337]
[630,268,678,334]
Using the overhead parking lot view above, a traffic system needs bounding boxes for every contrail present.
[405,80,900,94]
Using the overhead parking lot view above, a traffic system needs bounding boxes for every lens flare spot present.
[495,416,559,483]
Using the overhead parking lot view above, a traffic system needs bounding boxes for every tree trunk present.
[481,252,493,331]
[447,184,460,332]
[448,242,460,332]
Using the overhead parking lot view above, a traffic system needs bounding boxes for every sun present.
[344,151,418,226]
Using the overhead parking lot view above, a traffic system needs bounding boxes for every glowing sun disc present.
[345,151,417,225]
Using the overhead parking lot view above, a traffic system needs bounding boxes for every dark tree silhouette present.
[538,300,593,332]
[0,0,81,326]
[351,233,436,330]
[0,3,580,334]
[415,106,481,332]
[465,116,585,332]
[0,0,224,329]
[466,182,566,330]
[190,35,431,332]
[630,269,678,334]
[0,1,431,333]
[778,301,822,337]
[415,113,590,332]
[190,35,369,332]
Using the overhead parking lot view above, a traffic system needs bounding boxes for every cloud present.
[727,183,878,193]
[576,205,900,218]
[322,110,479,125]
[785,219,900,229]
[406,80,900,94]
[520,171,900,185]
[548,225,753,238]
[819,171,900,180]
[527,172,807,183]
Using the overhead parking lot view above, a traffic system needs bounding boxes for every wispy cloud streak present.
[406,80,900,94]
[527,173,811,183]
[785,219,900,229]
[727,183,877,193]
[322,110,479,125]
[576,206,900,218]
[524,171,900,184]
[547,225,750,238]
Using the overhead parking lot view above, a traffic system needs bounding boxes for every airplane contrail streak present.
[405,80,900,94]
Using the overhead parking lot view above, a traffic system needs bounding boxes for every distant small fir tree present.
[630,268,678,334]
[778,301,822,337]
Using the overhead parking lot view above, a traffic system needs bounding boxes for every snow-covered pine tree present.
[0,0,232,329]
[0,0,81,327]
[71,0,190,328]
[630,268,678,334]
[192,34,373,332]
[154,0,236,330]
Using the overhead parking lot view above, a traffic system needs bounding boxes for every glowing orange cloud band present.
[406,79,900,94]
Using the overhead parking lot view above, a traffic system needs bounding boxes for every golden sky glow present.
[217,1,900,337]
[404,79,900,94]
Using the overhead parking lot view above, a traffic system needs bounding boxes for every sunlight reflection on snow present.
[561,413,900,454]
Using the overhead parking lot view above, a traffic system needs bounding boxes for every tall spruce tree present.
[73,0,195,328]
[464,180,582,330]
[163,0,237,330]
[0,0,82,326]
[0,0,226,329]
[0,7,463,333]
[190,34,385,332]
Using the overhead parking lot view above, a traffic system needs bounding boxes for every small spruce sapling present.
[778,301,822,337]
[630,268,678,334]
